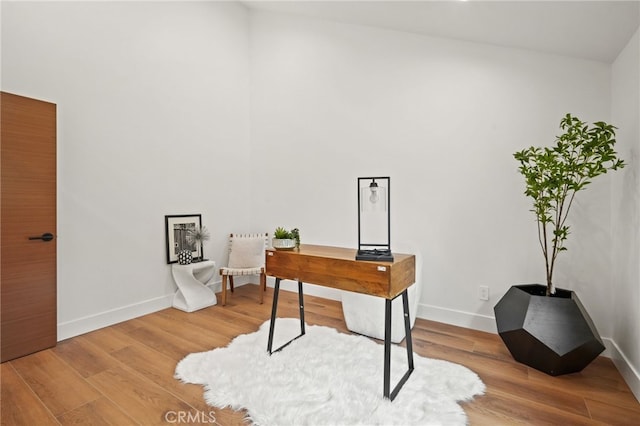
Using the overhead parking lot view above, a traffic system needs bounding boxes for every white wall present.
[2,4,635,389]
[248,10,615,335]
[611,28,640,401]
[1,1,251,338]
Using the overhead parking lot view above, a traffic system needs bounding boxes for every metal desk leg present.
[384,298,392,398]
[383,289,415,401]
[402,289,415,373]
[266,278,281,354]
[267,278,306,354]
[297,280,306,336]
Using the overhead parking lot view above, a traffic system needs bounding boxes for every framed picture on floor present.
[165,214,202,264]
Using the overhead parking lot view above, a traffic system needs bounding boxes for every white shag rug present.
[175,318,484,426]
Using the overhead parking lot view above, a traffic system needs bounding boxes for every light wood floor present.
[2,284,639,425]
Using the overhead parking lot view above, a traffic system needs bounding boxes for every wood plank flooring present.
[2,284,639,425]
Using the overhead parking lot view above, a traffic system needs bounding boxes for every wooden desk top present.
[265,244,415,299]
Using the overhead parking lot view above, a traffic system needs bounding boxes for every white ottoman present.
[341,250,422,343]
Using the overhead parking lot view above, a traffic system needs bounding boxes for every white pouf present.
[341,250,423,343]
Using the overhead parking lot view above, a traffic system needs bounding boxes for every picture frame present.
[165,214,202,264]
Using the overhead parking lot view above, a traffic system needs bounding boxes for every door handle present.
[28,233,55,242]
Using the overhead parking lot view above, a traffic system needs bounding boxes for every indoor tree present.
[514,113,625,296]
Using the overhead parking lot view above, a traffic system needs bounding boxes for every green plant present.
[514,114,625,296]
[291,228,300,248]
[273,226,292,239]
[274,227,300,248]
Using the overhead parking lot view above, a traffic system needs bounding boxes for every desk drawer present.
[266,247,414,299]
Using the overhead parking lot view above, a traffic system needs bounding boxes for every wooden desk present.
[265,244,416,401]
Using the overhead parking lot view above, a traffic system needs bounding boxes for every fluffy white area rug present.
[175,318,484,426]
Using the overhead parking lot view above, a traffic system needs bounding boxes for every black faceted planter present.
[494,284,605,376]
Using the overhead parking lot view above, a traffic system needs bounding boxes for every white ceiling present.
[243,1,640,63]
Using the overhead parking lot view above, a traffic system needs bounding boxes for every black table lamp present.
[356,176,393,261]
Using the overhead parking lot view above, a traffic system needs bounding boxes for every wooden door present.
[1,92,57,362]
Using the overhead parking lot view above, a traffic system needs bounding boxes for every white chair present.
[219,233,268,306]
[341,249,423,343]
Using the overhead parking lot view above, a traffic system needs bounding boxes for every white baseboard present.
[416,301,639,403]
[416,302,497,334]
[57,280,339,341]
[57,293,174,341]
[607,339,640,402]
[57,280,223,341]
[56,282,640,404]
[415,301,620,357]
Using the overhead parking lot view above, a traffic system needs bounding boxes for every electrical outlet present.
[479,286,489,301]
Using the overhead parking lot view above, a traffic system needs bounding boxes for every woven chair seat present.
[221,267,263,276]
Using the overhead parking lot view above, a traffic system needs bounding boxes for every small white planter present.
[272,238,296,250]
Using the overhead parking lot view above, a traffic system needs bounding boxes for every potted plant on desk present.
[272,227,300,250]
[494,113,625,375]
